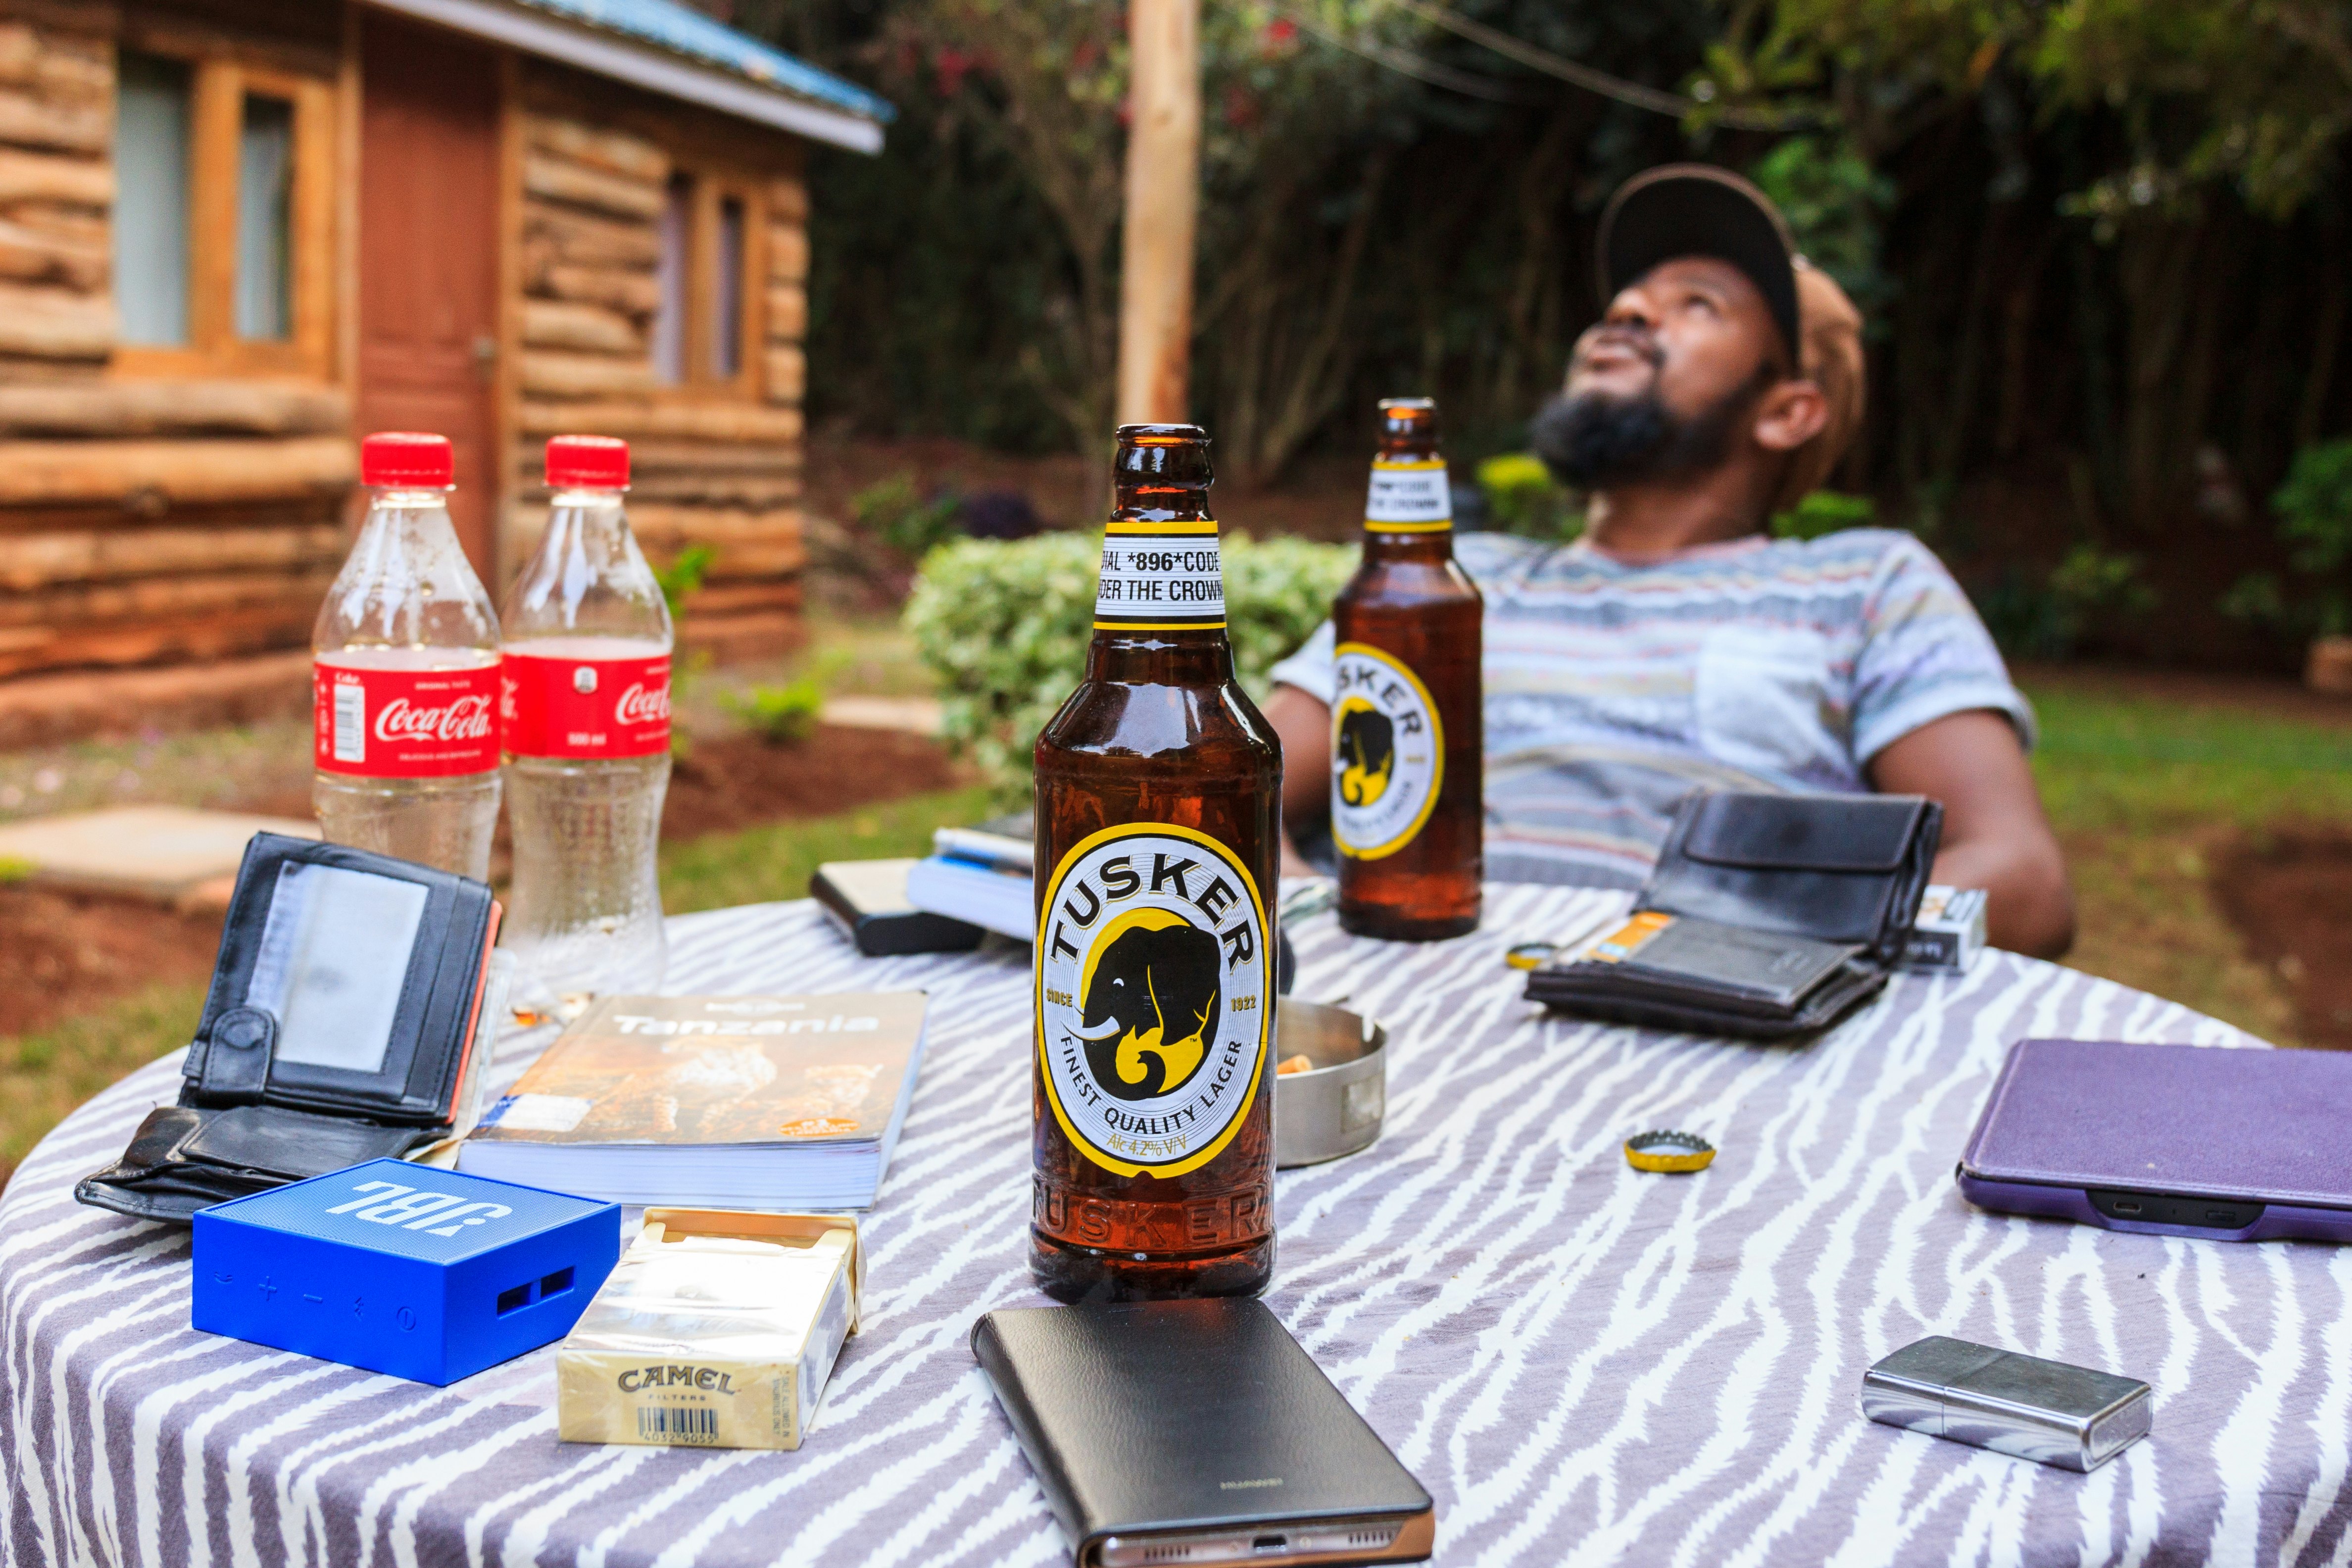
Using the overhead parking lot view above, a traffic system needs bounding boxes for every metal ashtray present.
[1273,1000,1387,1169]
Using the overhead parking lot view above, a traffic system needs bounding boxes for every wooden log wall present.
[0,7,350,724]
[510,87,808,660]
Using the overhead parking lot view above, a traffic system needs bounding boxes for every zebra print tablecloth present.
[4,883,2338,1568]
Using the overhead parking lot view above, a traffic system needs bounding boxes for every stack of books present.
[903,813,1033,942]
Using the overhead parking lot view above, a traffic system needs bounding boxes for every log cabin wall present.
[0,5,823,746]
[0,1,351,744]
[509,62,808,663]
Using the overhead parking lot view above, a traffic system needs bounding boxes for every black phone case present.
[972,1298,1433,1567]
[76,833,498,1226]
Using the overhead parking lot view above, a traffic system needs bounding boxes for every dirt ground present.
[0,723,968,1040]
[2213,832,2352,1048]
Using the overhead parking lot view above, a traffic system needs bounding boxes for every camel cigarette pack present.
[555,1210,861,1450]
[1904,885,1987,972]
[191,1159,621,1385]
[456,992,930,1209]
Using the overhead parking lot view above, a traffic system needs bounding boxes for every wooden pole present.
[1116,0,1201,427]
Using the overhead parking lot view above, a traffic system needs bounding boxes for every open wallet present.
[1524,790,1943,1039]
[76,833,503,1225]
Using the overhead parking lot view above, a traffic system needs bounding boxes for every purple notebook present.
[1958,1038,2352,1243]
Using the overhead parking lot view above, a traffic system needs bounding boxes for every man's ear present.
[1749,378,1829,454]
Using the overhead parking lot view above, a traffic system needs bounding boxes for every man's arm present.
[1864,709,2075,958]
[1264,685,1332,876]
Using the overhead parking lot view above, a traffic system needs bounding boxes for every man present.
[1267,165,2075,957]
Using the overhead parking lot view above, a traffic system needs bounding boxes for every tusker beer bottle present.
[1331,398,1482,940]
[1031,424,1281,1302]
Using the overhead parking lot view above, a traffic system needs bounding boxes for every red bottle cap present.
[359,431,455,488]
[546,435,630,490]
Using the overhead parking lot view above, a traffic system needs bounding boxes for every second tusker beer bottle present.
[1331,398,1482,940]
[1031,424,1280,1302]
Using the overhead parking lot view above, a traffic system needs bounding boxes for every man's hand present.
[1865,709,2075,959]
[1264,685,1333,877]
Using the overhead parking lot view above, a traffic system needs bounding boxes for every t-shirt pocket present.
[1693,625,1848,784]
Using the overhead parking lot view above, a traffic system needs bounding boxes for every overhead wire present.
[1287,0,1791,130]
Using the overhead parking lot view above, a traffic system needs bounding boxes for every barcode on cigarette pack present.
[636,1405,718,1443]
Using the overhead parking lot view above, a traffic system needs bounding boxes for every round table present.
[3,884,2336,1567]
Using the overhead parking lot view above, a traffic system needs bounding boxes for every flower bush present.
[905,532,1356,791]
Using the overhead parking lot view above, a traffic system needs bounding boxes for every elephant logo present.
[1336,698,1395,808]
[1071,907,1223,1101]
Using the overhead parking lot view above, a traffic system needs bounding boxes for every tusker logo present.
[1076,908,1222,1100]
[1035,824,1270,1178]
[1335,699,1395,808]
[1330,643,1442,860]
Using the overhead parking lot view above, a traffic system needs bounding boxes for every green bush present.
[905,532,1356,789]
[855,472,963,559]
[724,678,825,745]
[1770,490,1876,540]
[2268,439,2352,634]
[1475,452,1580,539]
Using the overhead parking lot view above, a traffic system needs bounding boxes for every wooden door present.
[357,13,501,579]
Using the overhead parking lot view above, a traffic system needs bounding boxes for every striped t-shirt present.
[1270,528,2033,889]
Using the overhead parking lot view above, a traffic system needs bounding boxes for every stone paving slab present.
[0,804,316,902]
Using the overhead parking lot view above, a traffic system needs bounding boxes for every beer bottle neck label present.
[1331,643,1445,858]
[1094,520,1226,632]
[1365,456,1452,533]
[1035,824,1271,1178]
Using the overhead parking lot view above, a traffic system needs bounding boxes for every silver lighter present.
[1861,1336,2152,1471]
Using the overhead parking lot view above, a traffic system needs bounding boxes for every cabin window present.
[650,165,762,396]
[235,94,295,342]
[110,43,335,376]
[115,51,193,346]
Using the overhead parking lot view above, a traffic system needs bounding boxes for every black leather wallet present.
[1525,790,1943,1039]
[76,833,502,1225]
[973,1299,1434,1568]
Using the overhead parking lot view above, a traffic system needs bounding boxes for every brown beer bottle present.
[1331,398,1482,940]
[1031,424,1280,1302]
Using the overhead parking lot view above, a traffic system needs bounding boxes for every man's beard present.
[1529,376,1757,491]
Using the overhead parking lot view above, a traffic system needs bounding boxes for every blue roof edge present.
[515,0,897,125]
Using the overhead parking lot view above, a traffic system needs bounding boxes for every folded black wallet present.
[1525,790,1943,1039]
[77,833,502,1225]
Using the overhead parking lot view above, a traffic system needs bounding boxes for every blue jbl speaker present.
[192,1159,621,1385]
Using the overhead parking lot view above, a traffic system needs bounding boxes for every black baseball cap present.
[1595,165,1800,366]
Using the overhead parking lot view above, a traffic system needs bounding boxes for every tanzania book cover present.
[458,992,930,1209]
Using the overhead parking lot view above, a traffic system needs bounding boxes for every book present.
[931,812,1032,873]
[457,992,931,1210]
[904,852,1033,942]
[809,858,986,957]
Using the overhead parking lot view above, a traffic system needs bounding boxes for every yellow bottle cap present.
[1624,1130,1716,1174]
[1504,941,1558,972]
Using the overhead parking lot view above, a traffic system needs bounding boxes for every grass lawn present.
[2023,671,2352,1046]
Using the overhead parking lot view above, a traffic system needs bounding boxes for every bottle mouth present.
[1114,424,1213,486]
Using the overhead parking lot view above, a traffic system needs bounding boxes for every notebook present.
[458,992,930,1210]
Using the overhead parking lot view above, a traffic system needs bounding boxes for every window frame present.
[652,160,766,402]
[111,42,337,381]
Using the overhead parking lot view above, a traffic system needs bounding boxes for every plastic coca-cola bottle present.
[499,435,674,1003]
[313,432,503,879]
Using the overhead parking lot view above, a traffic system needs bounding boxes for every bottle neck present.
[1088,480,1233,681]
[1363,445,1453,542]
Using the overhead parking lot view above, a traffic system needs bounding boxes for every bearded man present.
[1267,165,2075,957]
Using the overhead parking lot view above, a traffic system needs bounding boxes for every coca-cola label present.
[501,652,672,758]
[313,661,502,777]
